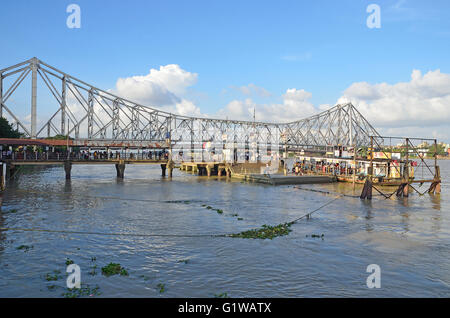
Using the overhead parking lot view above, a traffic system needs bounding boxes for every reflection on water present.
[0,161,449,297]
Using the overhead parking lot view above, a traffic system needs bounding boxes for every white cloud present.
[217,98,256,121]
[115,64,198,107]
[339,69,450,128]
[175,99,202,117]
[218,88,317,122]
[105,65,450,142]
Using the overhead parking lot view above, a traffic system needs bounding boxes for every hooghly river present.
[0,160,449,297]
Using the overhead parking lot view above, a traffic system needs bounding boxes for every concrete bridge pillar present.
[225,164,231,178]
[64,161,72,180]
[161,164,166,177]
[115,163,125,179]
[6,164,16,179]
[0,163,5,191]
[435,182,441,194]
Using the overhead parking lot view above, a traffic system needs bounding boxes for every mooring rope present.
[293,185,385,198]
[290,194,343,223]
[3,188,206,205]
[0,227,228,238]
[0,194,343,239]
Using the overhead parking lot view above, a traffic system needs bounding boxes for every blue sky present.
[1,0,450,140]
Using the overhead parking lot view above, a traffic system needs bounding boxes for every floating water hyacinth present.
[229,223,293,240]
[101,263,129,277]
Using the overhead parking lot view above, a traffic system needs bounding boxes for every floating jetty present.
[179,161,336,185]
[231,173,336,185]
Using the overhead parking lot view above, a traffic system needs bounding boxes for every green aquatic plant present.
[89,265,98,276]
[177,259,190,264]
[157,283,165,293]
[214,292,230,298]
[203,205,225,215]
[16,245,33,251]
[62,284,101,298]
[101,263,128,277]
[237,218,244,221]
[45,273,60,281]
[65,258,74,266]
[166,200,191,204]
[229,223,293,240]
[307,234,324,239]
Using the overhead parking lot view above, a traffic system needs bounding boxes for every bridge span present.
[0,57,381,154]
[0,58,441,199]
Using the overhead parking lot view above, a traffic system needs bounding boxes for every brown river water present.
[0,160,449,297]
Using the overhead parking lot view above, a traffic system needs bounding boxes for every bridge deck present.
[0,159,169,165]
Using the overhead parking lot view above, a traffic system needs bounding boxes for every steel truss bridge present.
[0,57,381,160]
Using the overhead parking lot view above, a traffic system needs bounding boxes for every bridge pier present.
[115,163,125,179]
[6,164,16,179]
[0,163,5,191]
[64,161,72,180]
[161,164,166,177]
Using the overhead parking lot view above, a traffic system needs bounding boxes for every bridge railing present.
[0,151,170,162]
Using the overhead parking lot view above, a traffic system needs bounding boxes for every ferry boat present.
[293,146,417,187]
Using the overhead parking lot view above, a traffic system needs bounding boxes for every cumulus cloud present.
[115,64,198,108]
[218,88,318,122]
[339,69,450,128]
[174,99,202,117]
[109,64,450,141]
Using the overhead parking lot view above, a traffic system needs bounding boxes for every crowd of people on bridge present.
[0,145,170,161]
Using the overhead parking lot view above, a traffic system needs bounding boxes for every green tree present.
[45,134,69,140]
[0,117,22,138]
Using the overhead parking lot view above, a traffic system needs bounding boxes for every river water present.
[0,160,449,297]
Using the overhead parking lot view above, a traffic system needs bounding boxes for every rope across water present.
[0,193,343,239]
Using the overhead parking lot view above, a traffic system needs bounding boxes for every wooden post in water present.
[0,163,5,191]
[352,145,357,191]
[404,138,409,197]
[434,139,441,194]
[360,137,373,200]
[168,160,174,178]
[64,161,72,180]
[368,136,373,199]
[115,162,125,179]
